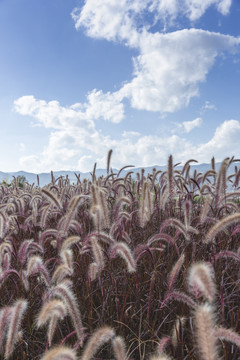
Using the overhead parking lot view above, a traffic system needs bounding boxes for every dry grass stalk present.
[107,149,113,175]
[167,155,174,206]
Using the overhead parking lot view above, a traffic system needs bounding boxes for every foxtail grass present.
[4,299,28,359]
[39,345,77,360]
[80,326,115,360]
[187,262,216,303]
[193,303,218,360]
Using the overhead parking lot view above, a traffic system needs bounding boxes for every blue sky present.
[0,0,240,173]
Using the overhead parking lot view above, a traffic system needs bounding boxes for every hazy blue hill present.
[0,161,238,187]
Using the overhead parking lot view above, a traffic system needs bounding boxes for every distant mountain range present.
[0,161,239,187]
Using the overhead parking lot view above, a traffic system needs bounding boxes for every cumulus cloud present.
[184,0,231,21]
[14,90,124,129]
[182,117,203,132]
[122,131,141,138]
[119,29,239,112]
[71,1,239,114]
[14,96,240,172]
[203,101,217,110]
[72,0,232,40]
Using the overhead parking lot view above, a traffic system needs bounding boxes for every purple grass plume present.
[214,326,240,348]
[26,255,50,286]
[193,303,219,360]
[112,335,129,360]
[88,262,99,281]
[171,316,186,348]
[51,281,84,342]
[149,353,172,360]
[205,213,240,244]
[187,262,216,303]
[80,326,115,360]
[36,299,67,347]
[0,306,13,350]
[4,299,28,359]
[167,253,185,292]
[39,345,77,360]
[109,242,136,273]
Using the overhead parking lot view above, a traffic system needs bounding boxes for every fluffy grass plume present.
[214,326,240,348]
[39,345,77,360]
[171,317,186,348]
[149,354,172,360]
[80,326,115,360]
[5,299,28,359]
[167,253,185,292]
[51,282,84,341]
[110,242,136,273]
[193,303,218,360]
[36,299,67,345]
[187,262,216,303]
[112,335,128,360]
[205,213,240,243]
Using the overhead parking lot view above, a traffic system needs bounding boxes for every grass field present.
[0,153,240,359]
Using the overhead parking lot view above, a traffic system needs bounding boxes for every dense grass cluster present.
[0,153,240,359]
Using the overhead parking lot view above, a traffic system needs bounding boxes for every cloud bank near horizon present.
[14,95,240,172]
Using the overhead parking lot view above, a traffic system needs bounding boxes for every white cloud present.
[203,101,217,110]
[184,0,231,21]
[72,0,232,40]
[182,117,203,132]
[14,90,125,129]
[71,1,239,114]
[217,0,232,15]
[71,0,140,46]
[119,29,240,113]
[177,120,240,164]
[14,96,240,172]
[19,143,26,151]
[122,131,141,138]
